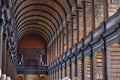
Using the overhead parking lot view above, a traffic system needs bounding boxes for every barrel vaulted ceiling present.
[14,0,77,44]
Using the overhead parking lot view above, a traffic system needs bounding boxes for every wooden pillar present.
[72,15,77,45]
[82,1,86,37]
[60,64,62,79]
[58,35,60,57]
[71,17,73,47]
[55,40,57,60]
[48,48,50,65]
[62,27,64,53]
[56,37,58,58]
[70,59,72,79]
[77,8,83,41]
[38,73,40,80]
[0,9,3,78]
[75,56,77,80]
[66,23,68,51]
[67,22,72,49]
[91,0,95,30]
[77,9,79,42]
[59,65,61,80]
[52,68,54,80]
[55,67,58,80]
[81,52,84,80]
[57,67,59,80]
[90,44,94,80]
[52,44,54,63]
[65,62,67,77]
[53,43,55,61]
[54,67,56,80]
[60,32,62,56]
[104,0,108,21]
[51,69,53,80]
[24,73,26,80]
[49,48,51,64]
[2,40,6,76]
[102,35,108,80]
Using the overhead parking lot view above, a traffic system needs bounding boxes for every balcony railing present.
[17,66,48,74]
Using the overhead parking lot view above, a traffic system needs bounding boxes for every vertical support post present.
[62,27,64,54]
[0,4,3,78]
[91,0,95,29]
[57,37,58,58]
[2,39,7,80]
[65,62,66,77]
[58,66,59,80]
[61,64,62,79]
[102,35,108,80]
[77,9,79,42]
[51,45,53,63]
[59,32,61,56]
[104,0,108,21]
[82,1,86,37]
[38,73,40,80]
[75,56,77,80]
[70,59,72,79]
[81,52,84,80]
[66,22,68,51]
[71,17,73,47]
[58,35,60,57]
[55,67,56,80]
[24,73,26,80]
[90,44,94,80]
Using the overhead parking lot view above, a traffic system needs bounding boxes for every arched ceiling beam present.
[14,3,63,24]
[18,27,50,42]
[18,30,49,44]
[17,21,53,37]
[17,23,52,39]
[66,0,72,14]
[17,19,54,36]
[57,0,71,15]
[15,10,59,29]
[14,0,66,20]
[53,0,67,19]
[16,15,56,33]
